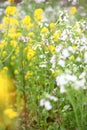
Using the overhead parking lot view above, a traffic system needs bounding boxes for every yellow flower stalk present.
[0,71,15,107]
[27,48,35,60]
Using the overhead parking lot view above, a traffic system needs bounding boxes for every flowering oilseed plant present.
[0,4,87,130]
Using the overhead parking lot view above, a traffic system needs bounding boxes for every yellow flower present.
[70,7,77,15]
[25,71,33,80]
[46,44,55,52]
[22,16,33,30]
[0,40,7,49]
[69,55,75,60]
[3,66,8,72]
[41,27,49,34]
[5,6,17,16]
[72,45,76,50]
[11,56,16,60]
[8,0,14,4]
[8,32,21,39]
[0,71,15,106]
[4,17,18,27]
[10,40,17,47]
[22,15,31,25]
[49,23,55,30]
[53,31,61,41]
[10,18,18,27]
[10,62,14,66]
[27,48,35,60]
[74,23,82,35]
[3,16,10,25]
[2,51,7,58]
[34,8,43,22]
[0,24,4,30]
[28,32,34,38]
[4,108,18,119]
[14,70,19,75]
[15,47,19,55]
[8,28,16,34]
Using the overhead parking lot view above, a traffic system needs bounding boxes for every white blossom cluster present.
[40,93,58,110]
[50,10,87,93]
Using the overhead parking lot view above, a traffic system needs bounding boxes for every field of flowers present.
[0,0,87,130]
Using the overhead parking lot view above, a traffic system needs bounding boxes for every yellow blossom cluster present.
[0,70,16,107]
[4,108,18,119]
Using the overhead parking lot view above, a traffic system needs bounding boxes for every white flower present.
[40,99,52,110]
[50,55,56,68]
[46,94,58,102]
[65,74,77,82]
[60,30,68,41]
[58,60,65,67]
[39,64,46,68]
[56,45,63,52]
[44,101,52,110]
[79,72,86,79]
[60,86,66,93]
[62,49,70,59]
[68,46,74,53]
[56,74,67,86]
[75,79,86,90]
[50,55,56,64]
[35,0,45,3]
[40,99,45,107]
[76,57,81,62]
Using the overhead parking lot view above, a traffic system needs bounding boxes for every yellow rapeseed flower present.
[10,62,14,66]
[3,66,8,72]
[22,16,33,30]
[22,15,31,25]
[14,70,19,75]
[46,44,55,53]
[0,40,7,49]
[53,31,60,41]
[25,71,33,80]
[10,18,18,27]
[10,40,17,47]
[5,6,17,16]
[69,55,75,60]
[3,16,10,25]
[15,47,19,55]
[50,23,55,30]
[41,27,49,34]
[28,32,34,38]
[2,51,7,58]
[34,8,43,22]
[11,56,16,60]
[0,71,15,106]
[70,7,77,15]
[27,48,35,60]
[72,45,76,50]
[4,108,18,119]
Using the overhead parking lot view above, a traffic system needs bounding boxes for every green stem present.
[67,90,81,130]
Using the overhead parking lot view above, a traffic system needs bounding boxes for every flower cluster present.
[0,4,87,130]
